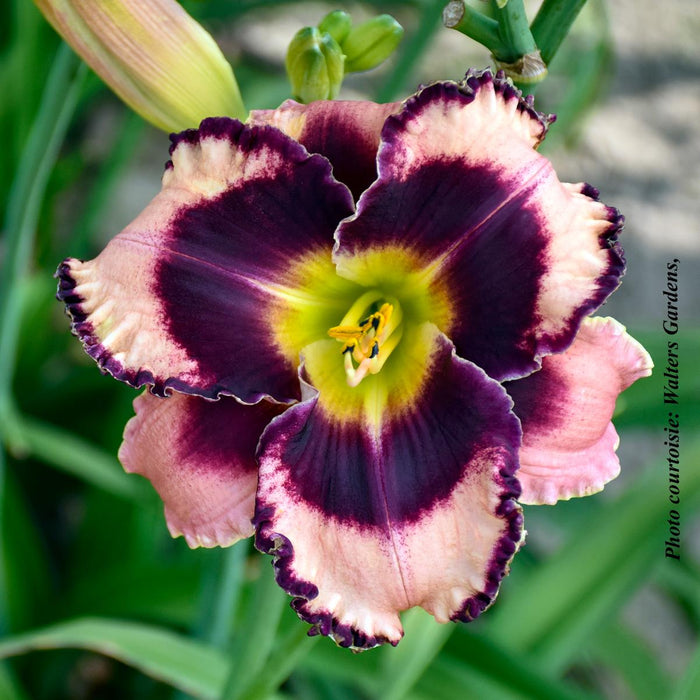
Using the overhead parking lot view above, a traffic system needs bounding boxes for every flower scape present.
[57,70,652,650]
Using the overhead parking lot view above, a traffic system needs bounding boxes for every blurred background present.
[1,1,699,699]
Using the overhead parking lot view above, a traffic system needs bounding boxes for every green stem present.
[442,1,509,57]
[220,565,286,700]
[3,404,145,500]
[207,542,248,648]
[491,0,537,62]
[0,446,7,638]
[174,543,249,700]
[0,43,84,404]
[238,624,318,700]
[375,0,446,102]
[531,0,588,65]
[70,109,145,258]
[378,608,453,700]
[0,42,84,638]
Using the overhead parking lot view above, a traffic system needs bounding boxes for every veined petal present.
[249,99,400,200]
[36,0,244,131]
[506,317,653,505]
[119,391,284,547]
[254,325,522,649]
[57,118,355,403]
[334,69,625,381]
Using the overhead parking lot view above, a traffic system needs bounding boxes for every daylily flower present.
[35,0,245,131]
[57,70,651,649]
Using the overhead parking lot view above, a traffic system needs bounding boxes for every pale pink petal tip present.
[119,391,283,548]
[509,317,652,506]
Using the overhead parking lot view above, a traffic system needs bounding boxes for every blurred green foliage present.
[1,1,699,699]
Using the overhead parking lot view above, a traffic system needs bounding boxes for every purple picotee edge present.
[253,462,523,648]
[253,506,399,650]
[54,261,289,403]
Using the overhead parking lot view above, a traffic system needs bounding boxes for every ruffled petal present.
[119,391,284,547]
[57,118,355,402]
[249,99,400,200]
[254,325,522,649]
[334,69,624,381]
[505,317,653,505]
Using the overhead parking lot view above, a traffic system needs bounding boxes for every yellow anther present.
[328,325,364,340]
[328,296,401,386]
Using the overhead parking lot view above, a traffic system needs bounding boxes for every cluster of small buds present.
[286,10,404,103]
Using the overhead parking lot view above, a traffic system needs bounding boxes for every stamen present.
[328,293,403,387]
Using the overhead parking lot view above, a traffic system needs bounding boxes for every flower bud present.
[286,27,345,103]
[318,10,352,45]
[342,15,404,73]
[34,0,245,132]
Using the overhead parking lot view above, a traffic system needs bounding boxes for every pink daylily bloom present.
[57,70,651,649]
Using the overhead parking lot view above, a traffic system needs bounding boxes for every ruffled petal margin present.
[249,99,400,200]
[334,69,625,382]
[254,326,522,649]
[119,391,284,547]
[57,117,354,403]
[505,317,653,505]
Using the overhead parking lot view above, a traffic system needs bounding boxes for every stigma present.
[328,292,403,387]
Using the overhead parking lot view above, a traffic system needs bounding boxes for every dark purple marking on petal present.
[164,119,354,275]
[292,102,398,201]
[176,394,283,475]
[156,119,355,403]
[249,101,401,202]
[503,365,562,432]
[253,332,523,645]
[337,77,625,380]
[581,182,600,200]
[452,500,524,622]
[266,340,521,526]
[338,156,550,379]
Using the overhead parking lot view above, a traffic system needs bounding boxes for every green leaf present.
[673,638,700,700]
[237,623,319,700]
[62,563,202,625]
[220,563,287,700]
[416,640,598,700]
[0,663,29,700]
[6,409,147,500]
[590,623,671,700]
[1,470,51,632]
[377,608,453,700]
[487,439,700,669]
[300,638,378,695]
[0,618,227,699]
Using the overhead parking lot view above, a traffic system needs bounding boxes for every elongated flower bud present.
[342,15,403,73]
[286,27,345,103]
[34,0,245,132]
[318,10,352,44]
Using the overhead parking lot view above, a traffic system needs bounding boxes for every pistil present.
[328,293,403,387]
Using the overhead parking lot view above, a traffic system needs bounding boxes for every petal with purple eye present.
[250,99,400,200]
[505,317,653,505]
[119,391,284,547]
[254,325,522,649]
[334,70,624,382]
[57,117,355,403]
